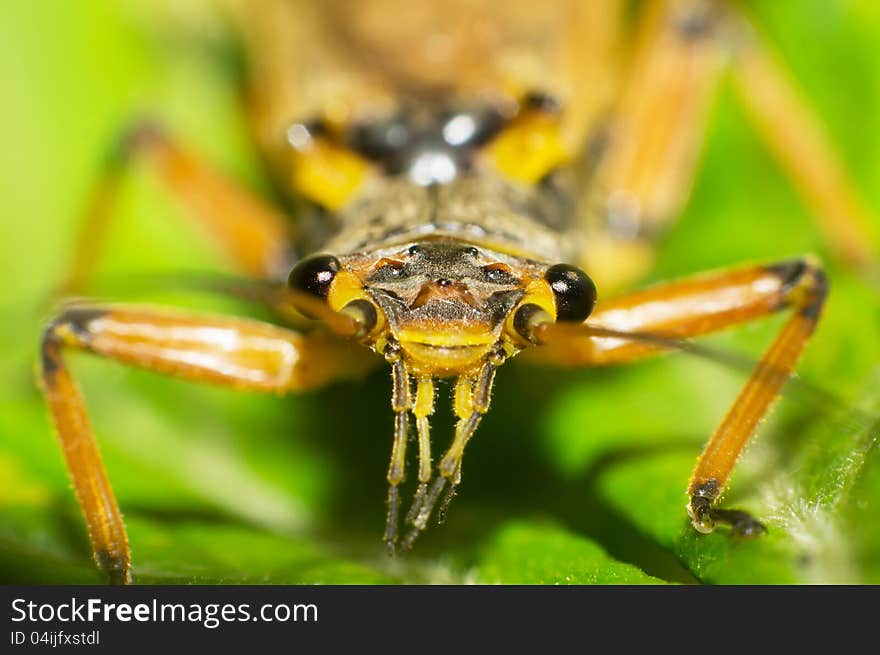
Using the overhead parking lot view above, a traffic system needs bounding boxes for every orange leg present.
[526,257,828,535]
[60,121,294,295]
[585,0,875,289]
[730,7,878,270]
[40,303,377,583]
[584,0,728,289]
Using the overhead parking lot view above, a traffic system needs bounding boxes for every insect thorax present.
[287,101,590,376]
[323,174,573,264]
[278,98,600,552]
[289,99,582,264]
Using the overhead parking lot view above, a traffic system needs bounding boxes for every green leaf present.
[1,0,879,585]
[478,521,665,584]
[595,374,880,584]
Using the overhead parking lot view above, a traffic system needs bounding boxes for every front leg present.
[40,304,377,583]
[524,257,828,535]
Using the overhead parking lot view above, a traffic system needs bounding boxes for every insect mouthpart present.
[380,324,510,555]
[360,240,526,376]
[287,242,603,553]
[311,239,532,552]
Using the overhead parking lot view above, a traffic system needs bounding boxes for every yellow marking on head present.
[327,270,386,339]
[396,321,498,376]
[505,278,557,346]
[291,138,374,211]
[483,111,569,184]
[400,342,493,377]
[396,325,497,349]
[326,270,367,312]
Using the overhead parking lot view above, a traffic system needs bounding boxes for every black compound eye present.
[288,254,341,299]
[544,263,597,322]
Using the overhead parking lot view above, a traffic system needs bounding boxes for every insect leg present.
[403,378,435,527]
[583,0,727,290]
[585,0,875,290]
[39,303,376,583]
[383,341,412,554]
[59,121,294,295]
[525,257,828,534]
[728,6,877,270]
[402,349,504,549]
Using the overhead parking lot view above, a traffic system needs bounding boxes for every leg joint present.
[44,306,105,345]
[41,307,106,375]
[766,256,829,320]
[106,119,168,169]
[95,549,132,585]
[690,477,721,503]
[672,0,724,43]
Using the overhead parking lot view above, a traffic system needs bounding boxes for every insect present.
[40,0,875,584]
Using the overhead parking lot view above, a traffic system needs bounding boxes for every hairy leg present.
[40,303,376,583]
[524,257,827,534]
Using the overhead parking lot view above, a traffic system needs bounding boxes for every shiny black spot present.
[465,246,479,257]
[288,254,340,299]
[347,104,508,179]
[436,278,452,287]
[440,108,505,147]
[286,119,330,153]
[407,244,422,256]
[348,116,409,160]
[544,263,597,322]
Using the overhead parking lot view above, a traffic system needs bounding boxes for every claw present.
[688,496,716,534]
[713,508,767,538]
[688,498,767,538]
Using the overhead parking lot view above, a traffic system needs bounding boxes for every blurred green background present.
[1,0,880,584]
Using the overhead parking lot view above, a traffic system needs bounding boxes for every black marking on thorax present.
[347,105,506,186]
